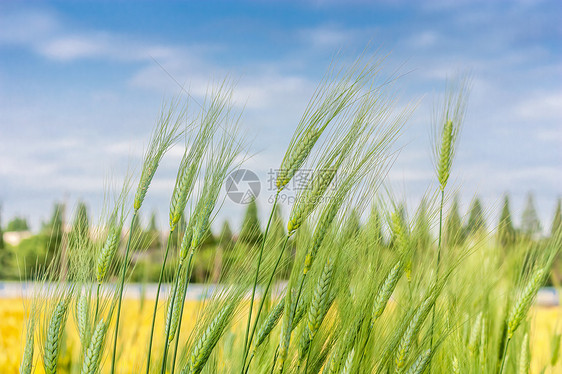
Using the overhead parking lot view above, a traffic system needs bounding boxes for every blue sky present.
[0,0,561,232]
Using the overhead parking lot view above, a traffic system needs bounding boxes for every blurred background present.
[0,1,560,280]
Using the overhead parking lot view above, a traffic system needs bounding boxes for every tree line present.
[0,194,561,281]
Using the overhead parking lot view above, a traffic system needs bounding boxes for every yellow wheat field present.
[0,298,559,373]
[0,297,200,374]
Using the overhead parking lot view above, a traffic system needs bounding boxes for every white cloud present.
[38,35,108,60]
[406,31,440,49]
[515,91,562,123]
[0,8,58,45]
[299,24,359,48]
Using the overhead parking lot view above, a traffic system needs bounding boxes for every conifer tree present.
[269,203,285,243]
[465,197,485,237]
[551,198,561,239]
[239,199,262,245]
[42,202,65,257]
[218,220,234,252]
[521,192,541,238]
[147,211,163,250]
[6,217,30,232]
[498,194,516,248]
[445,197,464,247]
[69,201,89,250]
[0,204,4,250]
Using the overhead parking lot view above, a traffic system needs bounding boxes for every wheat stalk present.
[468,312,483,354]
[372,261,403,320]
[395,293,436,372]
[183,303,235,374]
[479,317,487,372]
[405,349,431,374]
[44,297,71,374]
[437,120,454,190]
[254,298,285,351]
[299,259,334,362]
[276,289,297,373]
[77,290,91,347]
[81,318,108,374]
[134,100,184,211]
[20,315,35,374]
[340,348,355,374]
[518,333,530,374]
[452,356,460,374]
[96,223,122,284]
[507,268,545,339]
[287,167,337,234]
[277,127,323,190]
[166,266,188,344]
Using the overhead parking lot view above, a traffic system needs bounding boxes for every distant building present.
[3,231,32,246]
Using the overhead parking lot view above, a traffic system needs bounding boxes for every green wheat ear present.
[287,167,337,234]
[184,303,236,374]
[437,119,453,190]
[277,126,323,190]
[44,296,71,374]
[166,266,188,343]
[81,318,108,374]
[20,315,35,374]
[134,100,184,211]
[507,268,545,339]
[299,259,335,362]
[254,298,285,352]
[518,333,530,374]
[340,348,355,374]
[452,356,460,374]
[96,221,122,284]
[276,289,297,373]
[468,312,483,354]
[405,349,431,374]
[372,261,403,320]
[76,291,91,347]
[395,292,437,373]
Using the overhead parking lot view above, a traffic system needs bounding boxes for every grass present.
[10,54,562,374]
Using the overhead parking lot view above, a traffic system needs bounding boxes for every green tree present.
[131,213,150,251]
[551,198,562,238]
[218,220,234,251]
[69,201,90,250]
[239,199,262,245]
[14,234,50,278]
[498,194,516,248]
[0,204,4,250]
[465,197,485,237]
[269,203,285,243]
[0,204,10,278]
[6,216,30,232]
[148,211,162,249]
[521,192,541,238]
[136,211,163,251]
[42,203,65,258]
[445,197,464,247]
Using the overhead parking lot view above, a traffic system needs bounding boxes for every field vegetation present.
[5,55,562,374]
